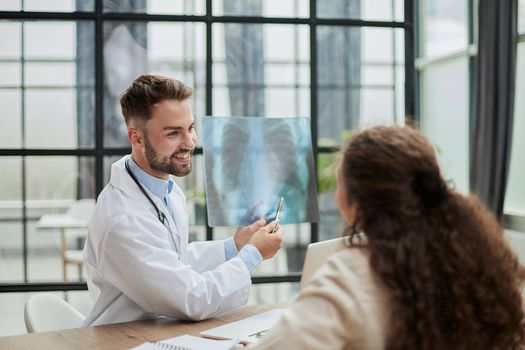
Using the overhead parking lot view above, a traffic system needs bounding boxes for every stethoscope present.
[125,158,180,252]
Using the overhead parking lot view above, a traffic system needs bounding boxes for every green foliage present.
[317,153,338,194]
[187,188,206,205]
[316,130,352,194]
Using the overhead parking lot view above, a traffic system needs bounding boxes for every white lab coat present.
[82,156,252,326]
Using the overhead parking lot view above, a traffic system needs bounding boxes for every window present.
[0,1,414,296]
[504,39,525,215]
[518,0,525,34]
[417,0,472,194]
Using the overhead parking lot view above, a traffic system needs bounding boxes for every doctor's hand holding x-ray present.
[82,75,283,326]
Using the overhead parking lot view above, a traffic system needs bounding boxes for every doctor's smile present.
[173,151,192,162]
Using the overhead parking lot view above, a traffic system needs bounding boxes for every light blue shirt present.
[128,157,174,214]
[223,237,262,272]
[127,157,262,272]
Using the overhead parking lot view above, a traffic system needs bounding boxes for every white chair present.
[62,199,95,281]
[24,293,85,333]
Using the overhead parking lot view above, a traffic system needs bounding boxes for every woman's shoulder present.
[326,244,371,273]
[299,244,391,342]
[303,245,372,292]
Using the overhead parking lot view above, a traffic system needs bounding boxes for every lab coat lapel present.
[150,197,182,255]
[111,156,184,257]
[167,185,188,262]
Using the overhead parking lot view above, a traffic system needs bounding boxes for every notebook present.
[200,309,284,344]
[130,334,238,350]
[299,237,346,289]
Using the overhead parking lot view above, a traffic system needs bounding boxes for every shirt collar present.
[128,156,174,201]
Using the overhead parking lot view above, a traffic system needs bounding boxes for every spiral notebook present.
[200,309,284,344]
[130,335,238,350]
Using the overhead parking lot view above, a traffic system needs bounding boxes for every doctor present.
[83,74,284,326]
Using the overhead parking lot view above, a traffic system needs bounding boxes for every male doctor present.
[83,75,283,325]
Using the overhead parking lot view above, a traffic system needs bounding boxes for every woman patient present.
[250,126,525,350]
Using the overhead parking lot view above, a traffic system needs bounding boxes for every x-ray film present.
[202,116,320,227]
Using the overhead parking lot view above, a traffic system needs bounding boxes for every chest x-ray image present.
[202,116,320,227]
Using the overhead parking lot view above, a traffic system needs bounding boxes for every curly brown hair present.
[341,126,525,350]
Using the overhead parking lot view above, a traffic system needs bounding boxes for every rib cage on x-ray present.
[203,116,319,227]
[221,119,308,225]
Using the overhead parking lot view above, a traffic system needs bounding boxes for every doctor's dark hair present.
[120,74,193,126]
[341,126,525,350]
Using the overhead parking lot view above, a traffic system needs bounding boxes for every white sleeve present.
[187,240,227,273]
[99,214,252,321]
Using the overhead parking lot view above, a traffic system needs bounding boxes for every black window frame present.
[0,0,415,293]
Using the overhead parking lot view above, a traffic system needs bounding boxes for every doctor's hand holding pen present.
[248,221,283,260]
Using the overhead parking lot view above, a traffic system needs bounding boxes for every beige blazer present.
[249,247,392,350]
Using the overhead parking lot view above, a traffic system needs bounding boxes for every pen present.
[271,197,284,234]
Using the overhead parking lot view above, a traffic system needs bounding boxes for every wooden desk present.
[0,304,284,350]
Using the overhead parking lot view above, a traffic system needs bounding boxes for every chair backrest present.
[24,293,85,333]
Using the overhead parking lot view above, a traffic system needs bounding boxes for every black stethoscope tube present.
[124,158,181,253]
[125,159,170,227]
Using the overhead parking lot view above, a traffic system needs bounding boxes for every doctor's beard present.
[144,132,193,177]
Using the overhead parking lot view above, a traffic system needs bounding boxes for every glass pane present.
[317,0,404,22]
[213,0,309,18]
[0,0,18,11]
[0,158,21,283]
[103,22,205,148]
[395,66,405,121]
[0,22,21,58]
[361,88,395,124]
[20,21,95,149]
[26,156,95,201]
[362,65,394,85]
[317,26,404,146]
[24,89,77,148]
[248,282,300,305]
[518,0,525,34]
[317,152,346,242]
[103,0,205,15]
[319,193,346,241]
[173,155,207,234]
[0,89,22,148]
[421,57,469,193]
[212,23,310,117]
[0,157,22,218]
[25,22,76,59]
[276,223,310,273]
[394,28,406,128]
[505,43,525,214]
[423,0,468,58]
[25,62,76,87]
[0,222,23,283]
[0,62,21,86]
[26,156,95,282]
[0,0,94,11]
[103,156,122,186]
